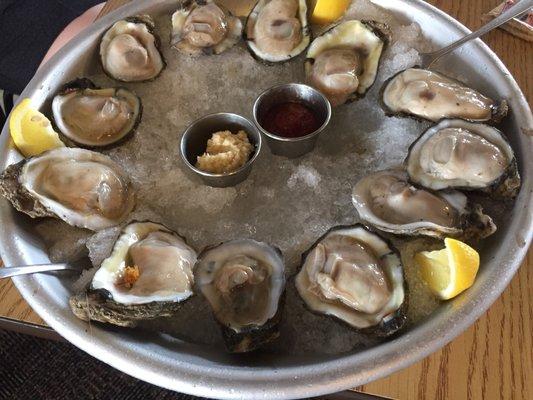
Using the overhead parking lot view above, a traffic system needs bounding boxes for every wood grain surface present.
[0,0,531,399]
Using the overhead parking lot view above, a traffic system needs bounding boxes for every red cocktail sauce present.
[261,102,321,138]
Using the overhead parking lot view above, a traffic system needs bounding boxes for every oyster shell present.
[381,68,508,123]
[0,148,135,231]
[406,119,520,197]
[52,79,142,148]
[305,20,389,106]
[171,0,243,56]
[296,224,406,335]
[245,0,310,63]
[70,221,197,327]
[352,169,496,239]
[196,239,285,352]
[100,15,165,82]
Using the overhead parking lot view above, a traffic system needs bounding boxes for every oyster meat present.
[100,15,165,82]
[171,0,242,56]
[0,148,135,231]
[306,20,389,106]
[381,68,508,123]
[70,222,197,327]
[352,169,496,239]
[296,225,406,335]
[196,239,285,352]
[245,0,310,63]
[52,79,142,148]
[406,119,520,197]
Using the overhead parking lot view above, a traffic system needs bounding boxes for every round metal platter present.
[0,1,531,399]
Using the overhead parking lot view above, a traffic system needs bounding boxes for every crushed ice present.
[33,0,495,354]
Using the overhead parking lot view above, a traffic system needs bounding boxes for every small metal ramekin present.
[180,113,262,188]
[253,83,332,158]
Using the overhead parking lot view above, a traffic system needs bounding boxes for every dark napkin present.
[0,0,101,95]
[0,328,208,400]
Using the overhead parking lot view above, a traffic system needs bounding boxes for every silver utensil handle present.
[0,263,73,279]
[432,0,533,60]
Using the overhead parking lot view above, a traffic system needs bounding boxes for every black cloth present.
[0,0,102,95]
[0,90,12,127]
[0,329,207,400]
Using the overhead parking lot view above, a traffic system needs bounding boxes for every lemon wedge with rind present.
[311,0,351,25]
[415,238,480,300]
[9,98,64,157]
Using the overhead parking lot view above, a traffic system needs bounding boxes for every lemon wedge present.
[9,98,64,157]
[415,238,480,300]
[311,0,351,25]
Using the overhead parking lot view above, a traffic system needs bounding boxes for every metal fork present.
[0,263,79,279]
[420,0,533,68]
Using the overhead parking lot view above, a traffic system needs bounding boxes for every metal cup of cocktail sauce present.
[253,83,332,158]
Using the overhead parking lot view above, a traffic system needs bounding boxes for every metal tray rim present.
[0,1,531,398]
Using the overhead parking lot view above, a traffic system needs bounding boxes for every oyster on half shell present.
[381,68,508,123]
[0,148,135,231]
[171,0,243,56]
[245,0,310,63]
[352,169,496,239]
[296,225,406,335]
[70,222,197,327]
[196,239,285,352]
[100,15,165,82]
[406,119,520,197]
[305,20,389,106]
[52,79,142,148]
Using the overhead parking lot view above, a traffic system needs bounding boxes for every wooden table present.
[0,0,531,398]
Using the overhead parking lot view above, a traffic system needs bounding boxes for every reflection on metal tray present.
[0,0,531,399]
